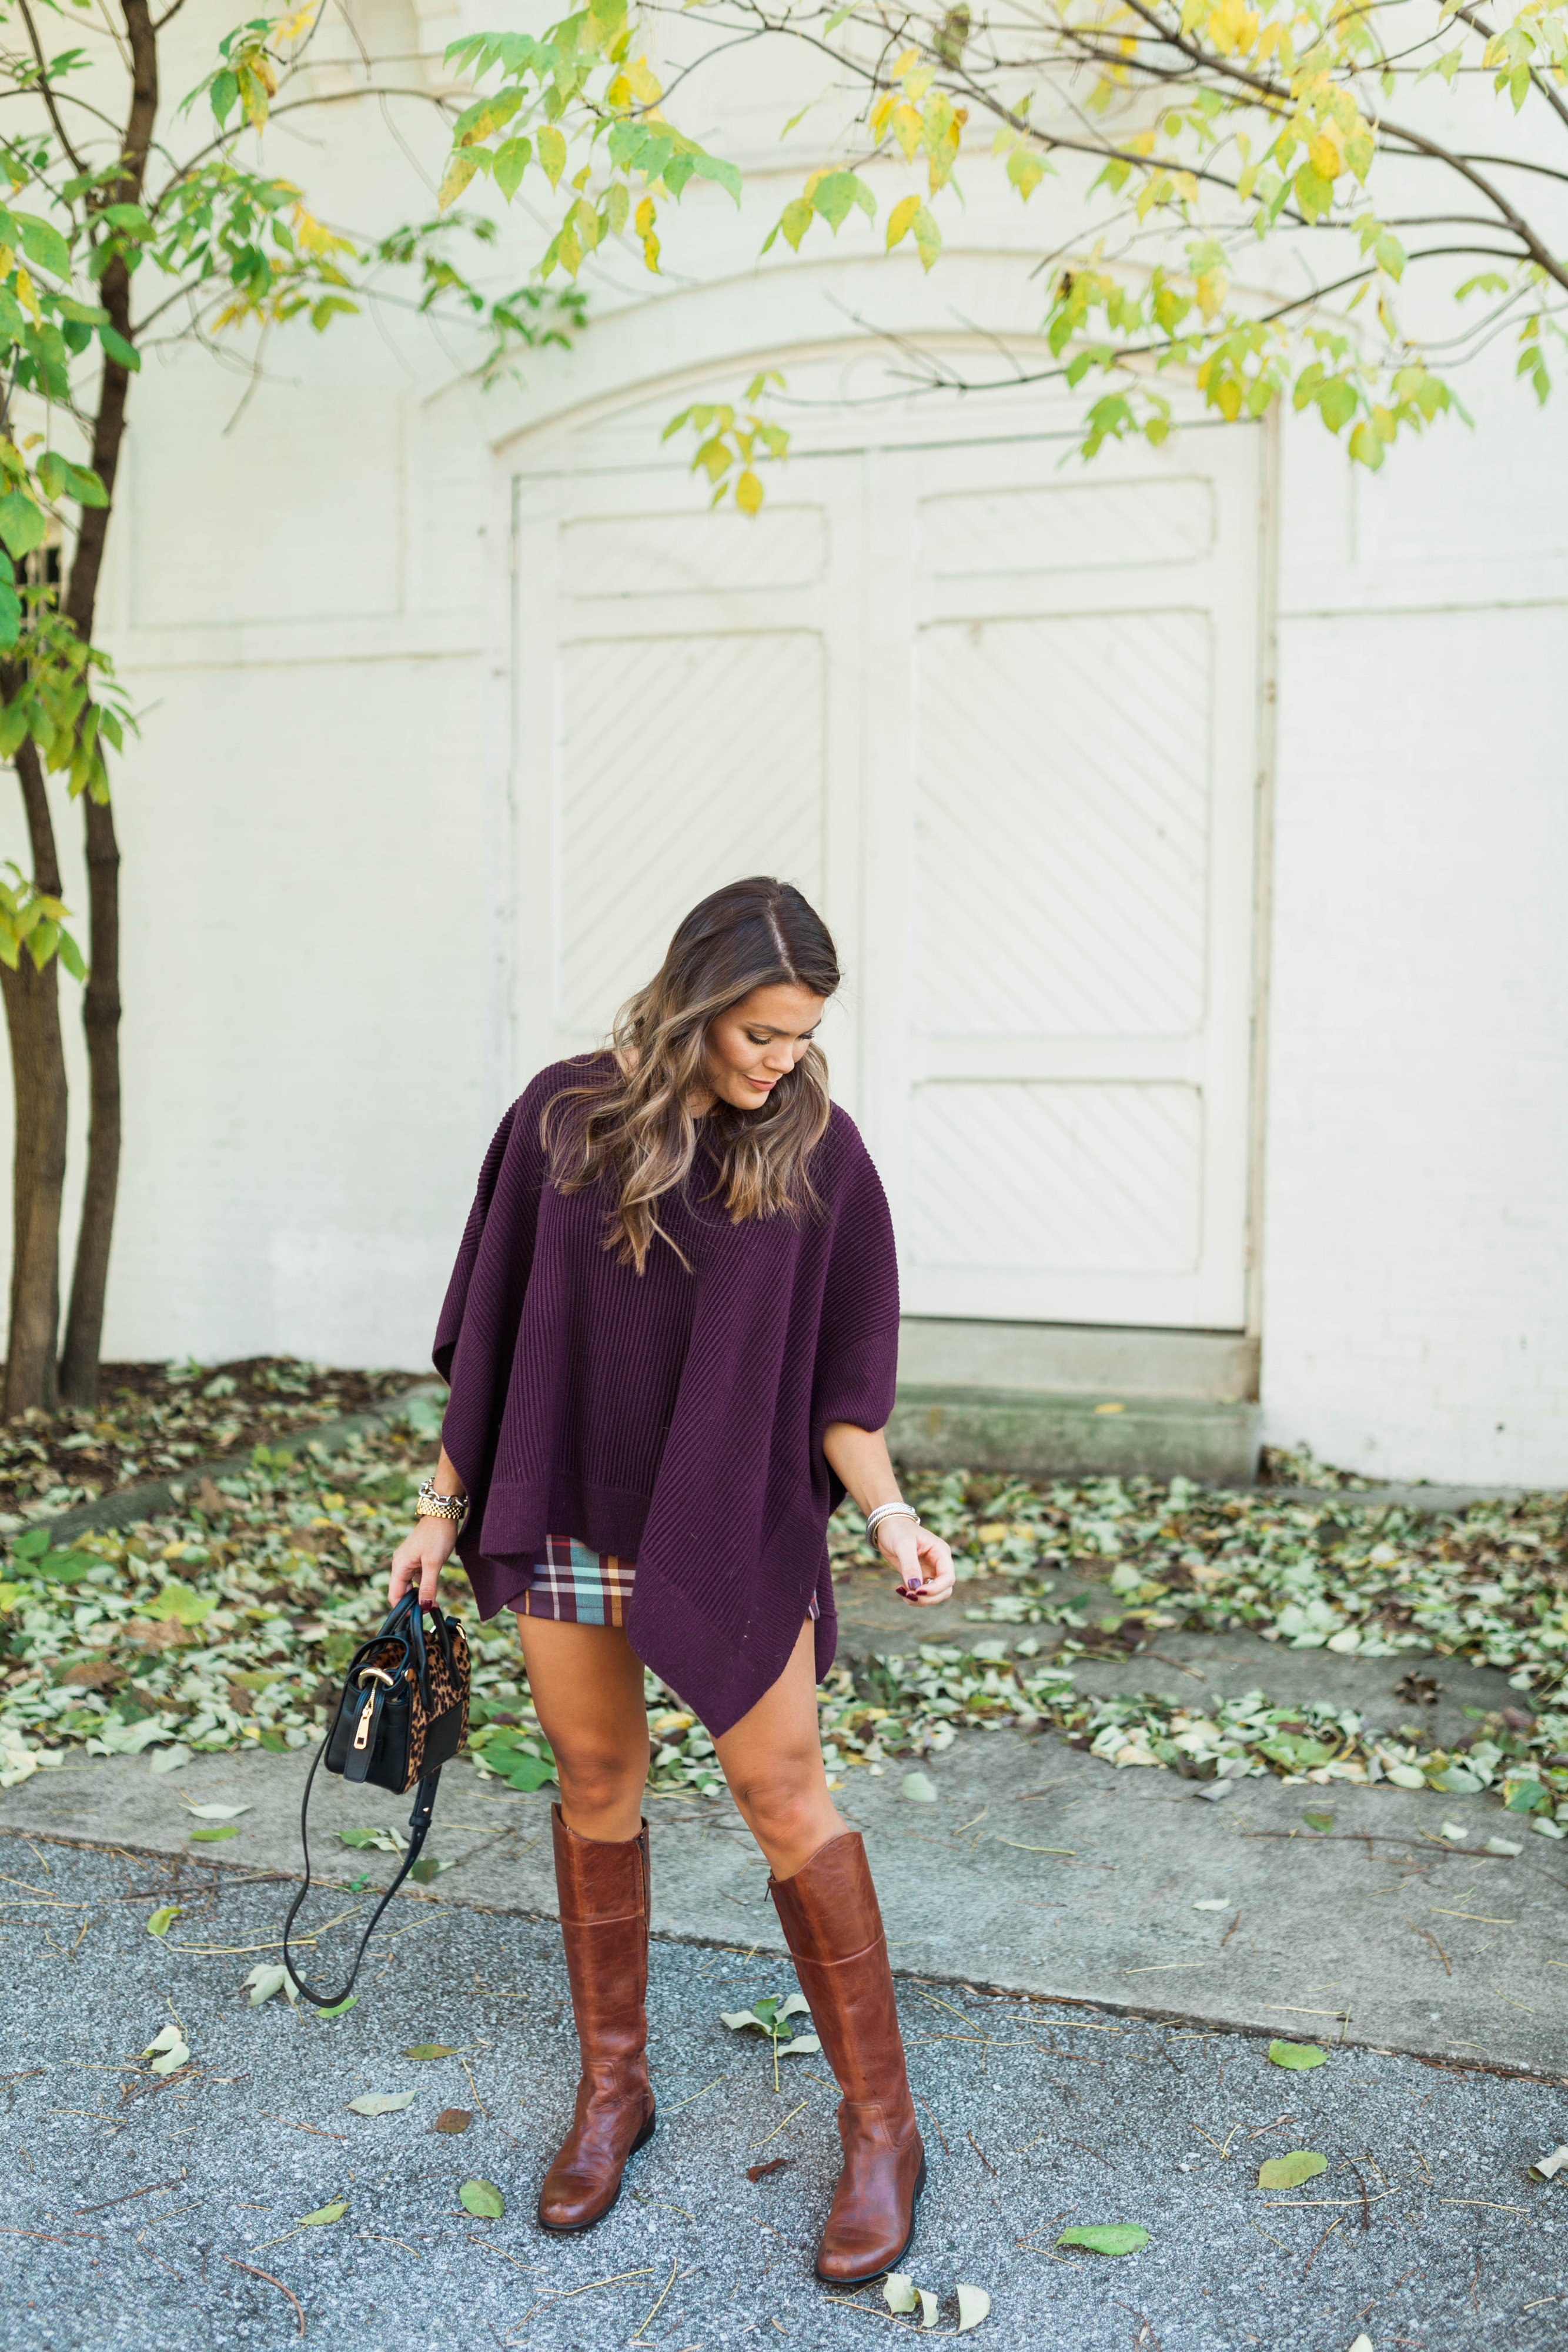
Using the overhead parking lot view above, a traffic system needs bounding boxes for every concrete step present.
[889,1384,1260,1484]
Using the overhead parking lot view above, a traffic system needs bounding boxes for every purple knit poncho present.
[434,1056,901,1737]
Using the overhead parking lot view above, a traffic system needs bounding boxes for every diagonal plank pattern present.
[908,1080,1203,1274]
[557,632,825,1031]
[914,609,1212,1038]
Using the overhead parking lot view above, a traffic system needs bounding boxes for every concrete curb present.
[32,1379,448,1544]
[6,1728,1565,2080]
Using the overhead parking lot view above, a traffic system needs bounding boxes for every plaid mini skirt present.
[517,1534,820,1632]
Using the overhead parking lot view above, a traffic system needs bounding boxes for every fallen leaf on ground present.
[1529,2144,1568,2180]
[1268,2040,1327,2072]
[1055,2224,1149,2256]
[901,1771,938,1803]
[885,2274,917,2314]
[747,2157,793,2181]
[1348,2337,1374,2352]
[1258,2149,1327,2189]
[339,1826,405,1853]
[146,1904,182,1938]
[957,2283,991,2333]
[189,1825,239,1843]
[183,1800,250,1819]
[148,1744,192,1775]
[459,2179,504,2219]
[147,2031,190,2076]
[1192,1899,1229,1911]
[1486,1836,1523,1856]
[241,1963,290,2006]
[1439,1820,1469,1842]
[432,2109,473,2135]
[313,1995,357,2020]
[402,2044,457,2060]
[1303,1811,1334,1833]
[298,2200,347,2227]
[347,2092,416,2116]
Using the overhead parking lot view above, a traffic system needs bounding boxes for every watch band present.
[416,1477,468,1528]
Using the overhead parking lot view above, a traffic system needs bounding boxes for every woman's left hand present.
[876,1516,955,1606]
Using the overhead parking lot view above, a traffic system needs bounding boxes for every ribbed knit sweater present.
[434,1055,900,1737]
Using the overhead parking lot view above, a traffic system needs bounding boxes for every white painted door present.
[512,414,1263,1330]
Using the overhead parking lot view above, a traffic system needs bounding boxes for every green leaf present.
[0,492,47,559]
[298,2200,348,2227]
[14,212,72,279]
[347,2090,415,2116]
[493,136,532,201]
[459,2177,506,2219]
[1303,1810,1333,1833]
[188,1823,239,1843]
[1258,2149,1327,2189]
[0,576,19,652]
[403,2043,458,2060]
[146,1904,183,1937]
[1057,2224,1150,2256]
[97,323,140,372]
[35,1549,95,1583]
[315,1993,358,2019]
[687,151,743,205]
[1268,2040,1328,2071]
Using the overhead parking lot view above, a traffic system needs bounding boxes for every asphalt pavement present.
[4,1836,1566,2352]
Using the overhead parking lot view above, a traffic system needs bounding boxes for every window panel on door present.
[908,1080,1203,1275]
[914,609,1212,1038]
[554,630,827,1033]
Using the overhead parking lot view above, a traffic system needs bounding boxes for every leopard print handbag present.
[282,1592,470,2007]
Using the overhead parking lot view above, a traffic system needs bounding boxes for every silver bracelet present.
[417,1477,468,1529]
[865,1502,920,1550]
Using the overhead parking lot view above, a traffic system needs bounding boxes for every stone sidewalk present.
[6,1706,1566,2080]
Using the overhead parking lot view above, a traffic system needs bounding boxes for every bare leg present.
[713,1618,847,1880]
[516,1615,651,1842]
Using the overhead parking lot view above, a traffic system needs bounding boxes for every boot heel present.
[631,2107,657,2154]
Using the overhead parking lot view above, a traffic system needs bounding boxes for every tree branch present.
[17,0,89,173]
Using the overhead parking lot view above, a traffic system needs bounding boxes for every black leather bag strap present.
[281,1736,440,2009]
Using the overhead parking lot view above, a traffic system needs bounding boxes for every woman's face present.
[702,983,827,1112]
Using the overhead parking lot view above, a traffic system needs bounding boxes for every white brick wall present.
[1262,372,1568,1481]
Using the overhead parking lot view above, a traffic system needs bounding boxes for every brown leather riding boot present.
[769,1830,925,2284]
[537,1805,656,2233]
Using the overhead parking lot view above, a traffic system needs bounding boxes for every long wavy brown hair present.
[543,877,841,1272]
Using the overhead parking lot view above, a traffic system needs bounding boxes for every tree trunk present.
[58,791,121,1405]
[55,0,158,1406]
[1,731,68,1416]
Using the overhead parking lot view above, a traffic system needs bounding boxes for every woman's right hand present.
[389,1516,460,1609]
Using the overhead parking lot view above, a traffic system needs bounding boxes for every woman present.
[387,877,955,2286]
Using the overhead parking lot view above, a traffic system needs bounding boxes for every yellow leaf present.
[886,192,921,250]
[890,45,921,75]
[275,2,317,38]
[437,152,480,213]
[1309,132,1339,179]
[735,469,763,514]
[626,55,661,102]
[14,266,38,325]
[892,102,922,159]
[537,125,567,188]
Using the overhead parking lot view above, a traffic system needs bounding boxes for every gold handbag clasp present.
[351,1666,394,1753]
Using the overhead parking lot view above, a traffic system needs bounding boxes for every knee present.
[551,1732,648,1812]
[728,1765,827,1853]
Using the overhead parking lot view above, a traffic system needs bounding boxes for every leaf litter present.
[3,1427,1564,1834]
